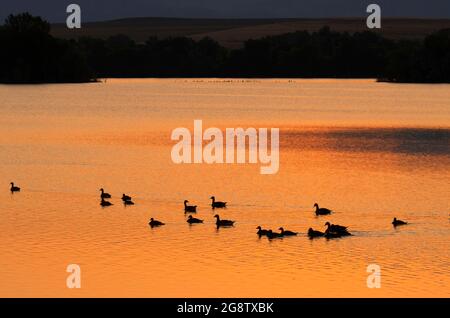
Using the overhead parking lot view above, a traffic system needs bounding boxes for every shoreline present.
[3,77,450,85]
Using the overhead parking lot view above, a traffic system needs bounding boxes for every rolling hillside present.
[51,17,450,48]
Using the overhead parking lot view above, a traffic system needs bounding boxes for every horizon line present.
[44,15,450,24]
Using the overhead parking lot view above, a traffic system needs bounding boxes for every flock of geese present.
[100,188,135,206]
[9,182,409,239]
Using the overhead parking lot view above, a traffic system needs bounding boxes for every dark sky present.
[1,0,450,22]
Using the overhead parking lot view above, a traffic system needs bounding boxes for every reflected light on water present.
[0,79,449,297]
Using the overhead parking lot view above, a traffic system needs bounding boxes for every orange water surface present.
[0,79,449,297]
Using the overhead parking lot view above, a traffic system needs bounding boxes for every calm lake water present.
[0,79,449,297]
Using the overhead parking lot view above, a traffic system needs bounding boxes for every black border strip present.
[1,298,448,315]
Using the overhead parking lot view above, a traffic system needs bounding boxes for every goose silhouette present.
[266,230,283,239]
[256,226,269,236]
[308,228,325,238]
[392,217,407,227]
[184,200,197,213]
[100,197,113,207]
[324,230,345,239]
[324,222,351,237]
[122,194,132,202]
[210,196,227,209]
[187,215,203,224]
[325,222,348,233]
[100,188,111,199]
[10,182,20,192]
[279,227,297,236]
[149,218,165,227]
[314,203,332,215]
[214,214,234,227]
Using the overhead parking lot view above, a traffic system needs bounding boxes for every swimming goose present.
[123,199,134,205]
[325,222,347,232]
[122,194,132,202]
[392,218,407,227]
[187,215,203,224]
[279,227,298,236]
[256,226,269,236]
[210,196,227,209]
[308,228,325,238]
[149,218,165,227]
[314,203,332,215]
[100,198,113,207]
[100,188,111,199]
[184,200,197,213]
[324,230,345,239]
[266,230,283,239]
[325,222,351,236]
[10,182,20,192]
[214,214,234,227]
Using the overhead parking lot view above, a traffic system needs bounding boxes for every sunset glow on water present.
[0,79,449,297]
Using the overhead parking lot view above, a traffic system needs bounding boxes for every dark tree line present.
[1,13,450,83]
[0,13,92,83]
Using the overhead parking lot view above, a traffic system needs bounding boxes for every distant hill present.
[51,17,450,48]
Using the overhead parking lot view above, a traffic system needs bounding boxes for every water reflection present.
[284,128,450,155]
[0,79,449,297]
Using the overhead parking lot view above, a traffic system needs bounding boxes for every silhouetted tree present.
[0,13,93,83]
[4,13,50,33]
